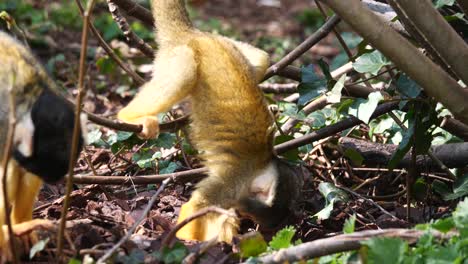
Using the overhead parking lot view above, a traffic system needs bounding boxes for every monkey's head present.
[240,157,304,229]
[12,86,84,183]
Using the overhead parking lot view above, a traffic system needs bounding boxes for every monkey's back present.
[0,32,45,160]
[187,35,274,172]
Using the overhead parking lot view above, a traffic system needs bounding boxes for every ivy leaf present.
[348,92,384,123]
[396,74,422,109]
[353,50,390,75]
[149,133,176,149]
[388,120,414,170]
[343,214,356,234]
[30,238,50,259]
[239,232,268,257]
[314,182,349,220]
[159,160,179,174]
[160,242,189,264]
[269,226,296,250]
[344,148,364,166]
[298,65,327,105]
[453,198,468,232]
[133,151,156,169]
[327,74,346,103]
[362,237,407,264]
[434,0,455,8]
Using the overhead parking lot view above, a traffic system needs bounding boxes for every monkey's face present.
[240,158,304,229]
[13,88,84,183]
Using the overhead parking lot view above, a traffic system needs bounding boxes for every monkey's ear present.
[14,111,35,157]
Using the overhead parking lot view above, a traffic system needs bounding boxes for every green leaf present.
[453,198,468,234]
[306,110,327,128]
[353,50,390,75]
[396,74,422,109]
[348,92,384,123]
[275,135,300,161]
[159,160,179,174]
[344,148,364,166]
[133,151,156,169]
[120,249,145,264]
[362,237,406,264]
[343,214,356,234]
[161,242,188,264]
[67,258,82,264]
[239,232,268,257]
[278,102,306,120]
[298,65,328,105]
[117,131,134,142]
[431,217,455,233]
[96,56,116,75]
[314,182,349,220]
[434,172,468,201]
[150,133,177,149]
[434,0,455,8]
[388,119,414,170]
[327,74,346,103]
[269,226,296,250]
[30,238,49,259]
[314,199,335,221]
[87,129,103,146]
[318,58,333,81]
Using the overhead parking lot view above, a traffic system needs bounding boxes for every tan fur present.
[118,0,285,243]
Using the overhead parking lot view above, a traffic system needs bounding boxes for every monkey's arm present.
[118,46,198,138]
[220,37,269,83]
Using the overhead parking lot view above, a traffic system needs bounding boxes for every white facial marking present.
[14,112,35,157]
[250,162,278,206]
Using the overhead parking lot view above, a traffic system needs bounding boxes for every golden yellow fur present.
[118,0,284,243]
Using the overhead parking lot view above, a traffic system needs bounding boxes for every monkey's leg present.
[118,45,198,138]
[176,178,239,243]
[0,161,21,254]
[11,172,42,224]
[9,172,43,250]
[220,37,269,83]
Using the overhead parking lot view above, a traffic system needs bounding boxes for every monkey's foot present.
[119,115,160,139]
[176,201,239,243]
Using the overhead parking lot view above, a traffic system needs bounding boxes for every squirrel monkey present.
[0,31,84,256]
[118,0,302,243]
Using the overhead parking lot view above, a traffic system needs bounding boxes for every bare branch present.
[107,0,154,58]
[319,0,468,125]
[255,229,451,263]
[57,0,96,258]
[263,15,341,80]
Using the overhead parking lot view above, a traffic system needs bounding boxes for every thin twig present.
[73,167,206,185]
[106,0,154,58]
[263,15,341,80]
[1,74,19,263]
[161,206,236,249]
[57,0,96,259]
[97,177,172,263]
[75,0,146,85]
[339,186,399,220]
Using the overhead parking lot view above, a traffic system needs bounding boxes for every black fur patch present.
[13,88,83,183]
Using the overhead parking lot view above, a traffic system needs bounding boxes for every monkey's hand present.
[176,199,239,243]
